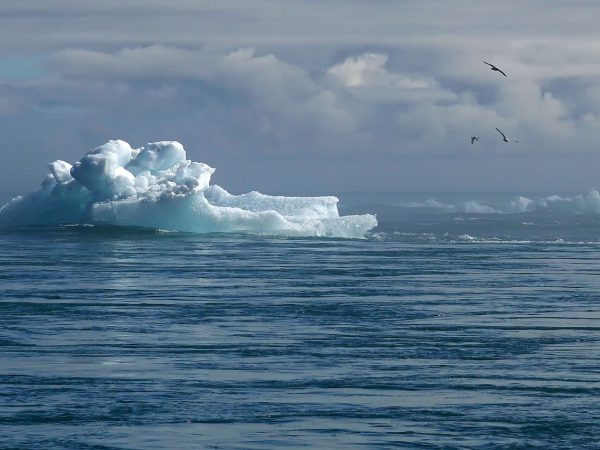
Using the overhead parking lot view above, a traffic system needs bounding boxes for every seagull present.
[495,127,519,143]
[470,136,479,144]
[483,61,507,78]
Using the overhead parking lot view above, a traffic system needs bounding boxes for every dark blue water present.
[1,193,600,449]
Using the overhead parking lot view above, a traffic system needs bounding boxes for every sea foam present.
[0,140,377,238]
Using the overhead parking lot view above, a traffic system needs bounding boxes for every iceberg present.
[0,140,377,238]
[400,191,600,215]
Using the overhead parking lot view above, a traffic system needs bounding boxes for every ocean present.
[1,191,599,449]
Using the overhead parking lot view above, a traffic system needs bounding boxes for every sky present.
[2,0,600,194]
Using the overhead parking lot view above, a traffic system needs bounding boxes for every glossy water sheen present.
[1,194,600,449]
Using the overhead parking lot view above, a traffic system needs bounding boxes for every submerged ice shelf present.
[0,140,377,238]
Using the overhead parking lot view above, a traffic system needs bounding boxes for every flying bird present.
[483,61,507,77]
[495,127,519,143]
[471,136,479,144]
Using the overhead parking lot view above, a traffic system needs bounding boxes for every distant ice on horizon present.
[0,140,377,238]
[401,191,600,214]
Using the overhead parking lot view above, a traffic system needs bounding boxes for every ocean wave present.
[366,231,600,245]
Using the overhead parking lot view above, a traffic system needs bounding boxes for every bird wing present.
[495,127,507,140]
[471,137,475,144]
[483,61,494,67]
[498,68,508,77]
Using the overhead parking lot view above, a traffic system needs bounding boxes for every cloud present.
[4,1,600,193]
[49,45,208,79]
[328,54,412,88]
[327,53,454,105]
[9,43,600,159]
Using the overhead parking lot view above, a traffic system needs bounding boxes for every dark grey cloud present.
[2,1,600,194]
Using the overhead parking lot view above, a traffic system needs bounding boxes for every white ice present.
[0,140,377,238]
[400,190,600,215]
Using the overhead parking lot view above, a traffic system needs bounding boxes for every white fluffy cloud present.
[40,42,588,155]
[3,1,600,192]
[327,53,454,104]
[327,54,428,89]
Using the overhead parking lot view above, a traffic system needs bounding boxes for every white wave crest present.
[0,140,377,238]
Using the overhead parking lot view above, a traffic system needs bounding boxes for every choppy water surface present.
[1,193,600,449]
